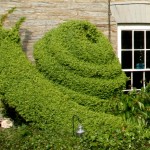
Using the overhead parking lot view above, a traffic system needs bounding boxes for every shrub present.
[1,37,148,149]
[114,88,150,127]
[56,84,116,114]
[34,20,127,99]
[0,10,149,149]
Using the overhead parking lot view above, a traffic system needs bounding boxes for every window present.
[118,25,150,91]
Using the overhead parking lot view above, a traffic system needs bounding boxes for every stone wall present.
[1,0,148,61]
[0,0,111,61]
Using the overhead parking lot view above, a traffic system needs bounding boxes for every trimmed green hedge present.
[34,20,127,99]
[0,10,149,149]
[56,84,116,114]
[0,25,149,150]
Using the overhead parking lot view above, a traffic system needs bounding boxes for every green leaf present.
[137,101,144,110]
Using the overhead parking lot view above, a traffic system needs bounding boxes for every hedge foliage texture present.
[34,20,127,99]
[0,10,149,149]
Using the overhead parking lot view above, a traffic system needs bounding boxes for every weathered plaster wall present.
[0,0,110,61]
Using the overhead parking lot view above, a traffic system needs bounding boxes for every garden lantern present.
[72,115,85,137]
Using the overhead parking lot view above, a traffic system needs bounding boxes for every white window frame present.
[118,25,150,91]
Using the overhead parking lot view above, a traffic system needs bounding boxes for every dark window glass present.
[121,31,132,49]
[134,31,144,49]
[146,31,150,49]
[134,50,144,69]
[125,72,131,90]
[121,51,132,69]
[146,50,150,69]
[145,72,150,85]
[133,72,143,89]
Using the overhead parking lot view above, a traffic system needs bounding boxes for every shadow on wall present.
[20,29,32,53]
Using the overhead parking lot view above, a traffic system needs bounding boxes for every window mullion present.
[131,72,133,90]
[131,30,134,90]
[143,72,145,88]
[143,31,146,89]
[144,30,146,69]
[132,30,134,70]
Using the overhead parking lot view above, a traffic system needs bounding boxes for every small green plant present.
[0,7,16,27]
[0,7,25,44]
[115,89,149,127]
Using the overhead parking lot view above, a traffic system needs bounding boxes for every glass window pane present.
[133,72,143,89]
[121,31,132,49]
[134,50,144,69]
[121,51,132,69]
[146,31,150,49]
[146,51,150,69]
[125,72,131,90]
[145,72,150,85]
[134,31,144,49]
